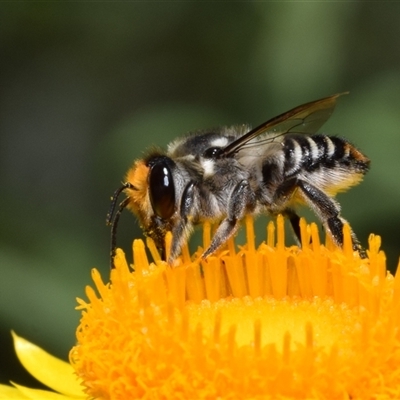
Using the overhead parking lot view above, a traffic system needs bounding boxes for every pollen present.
[70,216,400,399]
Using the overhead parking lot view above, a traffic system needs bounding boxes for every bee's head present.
[107,155,177,268]
[124,155,176,224]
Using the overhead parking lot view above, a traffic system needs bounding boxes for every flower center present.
[187,296,360,352]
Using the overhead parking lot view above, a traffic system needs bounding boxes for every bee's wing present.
[221,92,348,156]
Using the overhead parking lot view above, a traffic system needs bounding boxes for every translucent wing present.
[221,92,348,157]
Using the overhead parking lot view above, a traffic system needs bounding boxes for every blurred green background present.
[1,3,399,389]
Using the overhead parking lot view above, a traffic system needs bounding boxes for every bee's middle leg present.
[284,209,302,245]
[269,177,302,244]
[202,180,253,259]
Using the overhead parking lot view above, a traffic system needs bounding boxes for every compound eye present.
[203,147,222,159]
[149,161,175,220]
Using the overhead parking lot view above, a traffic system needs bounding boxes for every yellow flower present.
[68,215,400,400]
[0,332,84,399]
[1,216,399,399]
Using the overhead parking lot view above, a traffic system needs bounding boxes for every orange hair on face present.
[124,160,151,219]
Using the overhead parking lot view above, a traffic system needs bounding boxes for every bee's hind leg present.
[271,177,366,258]
[295,179,366,258]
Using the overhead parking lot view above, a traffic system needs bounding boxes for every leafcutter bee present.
[107,93,370,266]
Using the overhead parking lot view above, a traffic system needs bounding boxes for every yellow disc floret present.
[70,216,400,399]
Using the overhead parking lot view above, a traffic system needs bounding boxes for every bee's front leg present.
[202,180,253,259]
[168,182,196,264]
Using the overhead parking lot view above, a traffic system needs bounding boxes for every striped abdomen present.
[282,134,370,194]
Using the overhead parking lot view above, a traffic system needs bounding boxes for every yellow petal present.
[11,383,77,400]
[0,383,29,399]
[12,332,83,398]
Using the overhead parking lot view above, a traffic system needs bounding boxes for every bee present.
[107,93,370,266]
